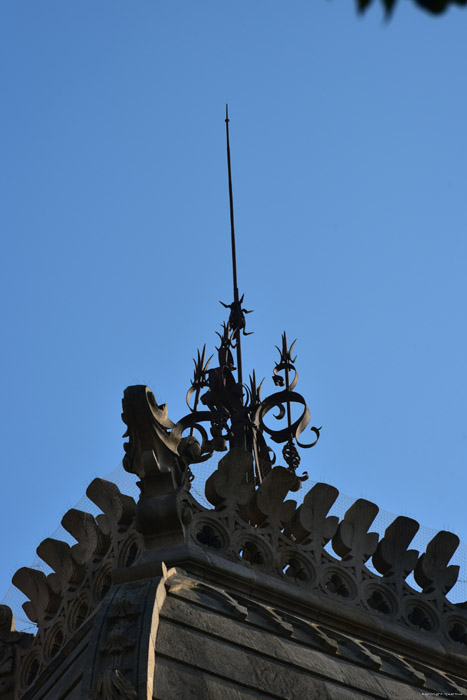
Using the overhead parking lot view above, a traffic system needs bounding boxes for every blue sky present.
[1,1,466,610]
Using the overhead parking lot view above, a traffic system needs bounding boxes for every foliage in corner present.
[357,0,467,16]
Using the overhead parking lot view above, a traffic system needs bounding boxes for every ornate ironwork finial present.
[177,109,321,484]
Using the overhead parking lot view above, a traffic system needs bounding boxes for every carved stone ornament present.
[10,476,142,698]
[8,384,467,698]
[0,607,14,636]
[118,385,467,653]
[0,605,34,700]
[89,669,137,700]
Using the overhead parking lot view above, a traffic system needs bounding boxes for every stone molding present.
[158,569,467,697]
[82,570,172,699]
[183,448,467,657]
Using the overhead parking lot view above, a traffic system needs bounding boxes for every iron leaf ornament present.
[186,345,212,414]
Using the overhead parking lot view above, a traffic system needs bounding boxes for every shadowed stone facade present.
[2,385,466,698]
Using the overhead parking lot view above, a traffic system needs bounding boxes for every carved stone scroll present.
[122,385,191,484]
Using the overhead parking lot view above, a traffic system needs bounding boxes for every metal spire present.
[180,108,320,480]
[225,104,243,393]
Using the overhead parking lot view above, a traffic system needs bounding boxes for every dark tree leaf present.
[415,0,449,11]
[415,0,467,11]
[357,0,374,12]
[383,0,397,15]
[355,0,467,15]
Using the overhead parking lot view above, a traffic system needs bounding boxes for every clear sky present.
[1,1,466,614]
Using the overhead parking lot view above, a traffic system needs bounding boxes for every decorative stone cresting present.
[186,447,467,645]
[9,477,142,697]
[119,385,467,652]
[4,383,466,697]
[0,605,34,700]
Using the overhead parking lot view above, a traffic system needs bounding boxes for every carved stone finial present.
[11,568,59,624]
[248,466,301,528]
[372,516,419,581]
[122,385,189,484]
[290,482,339,545]
[61,509,110,565]
[86,478,136,534]
[36,538,85,595]
[414,531,460,595]
[332,499,379,564]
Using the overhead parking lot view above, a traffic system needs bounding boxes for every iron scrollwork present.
[252,332,321,481]
[178,307,320,483]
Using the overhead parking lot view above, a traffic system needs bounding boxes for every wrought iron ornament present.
[178,107,320,482]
